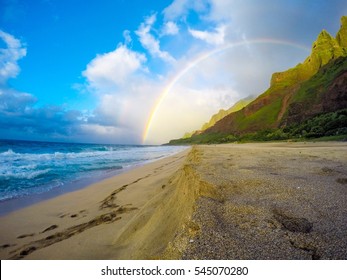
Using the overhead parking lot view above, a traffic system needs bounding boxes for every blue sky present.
[0,0,346,144]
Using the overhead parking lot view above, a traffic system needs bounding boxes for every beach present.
[0,142,346,260]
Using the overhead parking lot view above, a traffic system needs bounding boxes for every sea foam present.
[0,140,187,202]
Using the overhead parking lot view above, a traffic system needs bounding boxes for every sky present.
[0,0,346,145]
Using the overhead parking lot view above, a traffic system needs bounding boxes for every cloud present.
[3,1,346,145]
[0,89,36,112]
[123,30,132,45]
[0,31,84,141]
[144,35,314,144]
[82,44,146,90]
[206,0,347,45]
[163,0,209,21]
[80,38,164,143]
[161,21,179,36]
[76,70,163,144]
[135,14,176,63]
[80,1,318,144]
[146,82,241,144]
[163,0,189,21]
[189,25,226,45]
[0,30,149,143]
[0,96,149,144]
[0,84,147,144]
[0,88,85,140]
[0,30,27,84]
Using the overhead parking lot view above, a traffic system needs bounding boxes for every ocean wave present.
[0,150,115,163]
[0,142,188,203]
[0,168,50,180]
[0,145,187,161]
[0,149,16,156]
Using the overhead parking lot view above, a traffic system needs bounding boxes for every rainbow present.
[142,38,311,144]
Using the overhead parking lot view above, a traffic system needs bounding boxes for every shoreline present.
[1,142,346,260]
[0,147,189,216]
[0,148,192,259]
[0,167,125,217]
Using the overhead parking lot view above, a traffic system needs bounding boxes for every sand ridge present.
[112,146,219,259]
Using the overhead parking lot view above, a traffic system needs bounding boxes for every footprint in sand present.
[100,185,128,210]
[60,210,88,219]
[272,209,313,233]
[19,246,36,256]
[11,209,132,259]
[79,210,88,217]
[41,225,58,233]
[17,233,35,239]
[0,244,16,249]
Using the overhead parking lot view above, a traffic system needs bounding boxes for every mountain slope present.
[283,56,347,125]
[206,16,347,136]
[169,16,347,144]
[182,96,254,138]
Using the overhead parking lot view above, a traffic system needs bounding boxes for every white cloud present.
[136,14,176,63]
[144,35,313,144]
[80,42,163,143]
[82,44,146,89]
[189,25,226,45]
[0,30,27,84]
[145,13,156,25]
[146,84,240,144]
[205,0,347,45]
[163,0,209,21]
[123,30,132,45]
[162,21,179,36]
[79,123,138,144]
[84,76,161,144]
[163,0,188,21]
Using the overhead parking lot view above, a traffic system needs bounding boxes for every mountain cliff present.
[169,16,347,144]
[182,96,254,138]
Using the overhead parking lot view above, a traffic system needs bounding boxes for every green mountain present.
[182,96,254,138]
[201,97,255,131]
[169,16,347,144]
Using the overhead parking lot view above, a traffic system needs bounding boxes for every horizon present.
[1,1,346,145]
[0,137,160,147]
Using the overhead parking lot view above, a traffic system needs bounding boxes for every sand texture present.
[0,149,193,259]
[182,142,347,260]
[0,142,347,259]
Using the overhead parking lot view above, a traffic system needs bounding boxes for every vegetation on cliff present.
[169,109,347,144]
[169,16,347,145]
[182,96,254,139]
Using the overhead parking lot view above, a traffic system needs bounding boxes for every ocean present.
[0,139,187,209]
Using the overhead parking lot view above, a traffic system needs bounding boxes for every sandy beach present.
[0,142,346,260]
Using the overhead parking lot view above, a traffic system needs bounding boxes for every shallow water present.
[0,139,187,203]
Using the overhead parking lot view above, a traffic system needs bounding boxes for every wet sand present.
[0,142,346,259]
[0,149,190,259]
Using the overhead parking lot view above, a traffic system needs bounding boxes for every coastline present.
[0,167,126,217]
[0,148,191,259]
[0,146,189,216]
[1,142,346,260]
